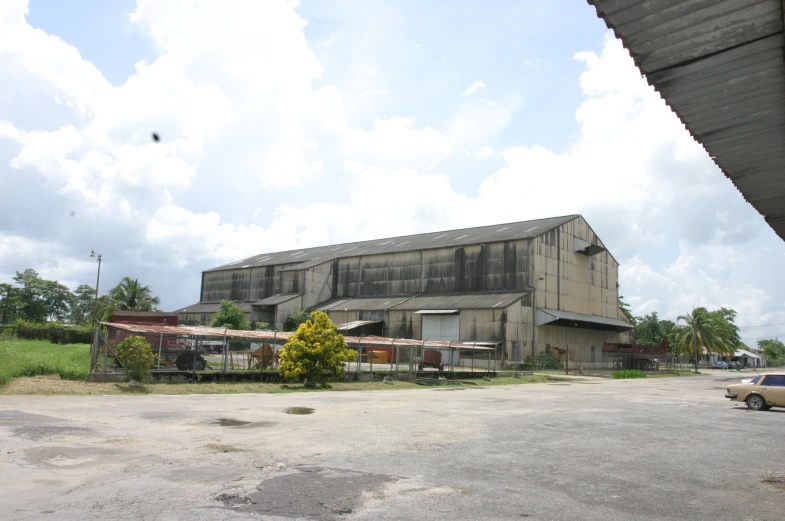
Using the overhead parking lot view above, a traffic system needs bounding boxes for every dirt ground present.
[0,374,556,395]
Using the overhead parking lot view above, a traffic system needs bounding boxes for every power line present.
[738,322,785,329]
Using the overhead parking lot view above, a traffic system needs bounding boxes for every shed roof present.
[100,322,495,350]
[536,308,634,331]
[313,292,530,313]
[255,294,301,306]
[314,296,416,312]
[205,215,578,272]
[175,301,255,314]
[588,0,785,240]
[390,292,530,311]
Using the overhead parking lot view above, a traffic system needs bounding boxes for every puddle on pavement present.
[285,407,315,415]
[213,418,252,427]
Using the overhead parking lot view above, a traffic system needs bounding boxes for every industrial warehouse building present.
[175,215,633,363]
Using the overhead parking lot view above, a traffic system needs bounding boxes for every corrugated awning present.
[414,309,459,315]
[536,309,633,331]
[254,294,300,306]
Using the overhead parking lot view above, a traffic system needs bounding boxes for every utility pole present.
[90,250,102,326]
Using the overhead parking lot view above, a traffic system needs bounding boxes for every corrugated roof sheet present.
[391,292,530,311]
[314,292,530,312]
[588,0,785,240]
[255,294,300,306]
[314,296,415,312]
[175,301,255,314]
[537,308,633,330]
[100,322,495,350]
[205,215,578,272]
[110,311,178,317]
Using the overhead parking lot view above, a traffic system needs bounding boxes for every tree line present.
[1,269,160,326]
[619,297,784,367]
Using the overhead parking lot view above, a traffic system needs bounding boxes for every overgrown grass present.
[0,338,91,386]
[612,369,647,379]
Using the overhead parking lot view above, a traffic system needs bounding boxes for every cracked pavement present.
[0,374,783,520]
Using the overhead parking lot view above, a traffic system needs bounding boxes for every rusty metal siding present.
[460,308,505,342]
[200,269,251,302]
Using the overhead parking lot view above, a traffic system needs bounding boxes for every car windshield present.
[746,375,762,384]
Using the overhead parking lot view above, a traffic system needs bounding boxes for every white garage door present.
[422,314,459,341]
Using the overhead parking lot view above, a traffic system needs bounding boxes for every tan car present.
[725,373,785,410]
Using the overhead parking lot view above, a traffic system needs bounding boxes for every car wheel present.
[746,394,767,411]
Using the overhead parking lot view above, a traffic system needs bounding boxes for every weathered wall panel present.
[303,262,334,309]
[201,269,250,302]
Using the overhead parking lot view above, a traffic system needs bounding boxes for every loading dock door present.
[421,314,459,341]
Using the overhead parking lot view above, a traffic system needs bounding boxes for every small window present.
[762,375,785,387]
[545,343,551,355]
[590,346,596,363]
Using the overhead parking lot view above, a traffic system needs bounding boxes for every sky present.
[1,0,784,346]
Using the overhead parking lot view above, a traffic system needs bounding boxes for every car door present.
[759,375,785,406]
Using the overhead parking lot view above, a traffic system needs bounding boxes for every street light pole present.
[90,250,102,326]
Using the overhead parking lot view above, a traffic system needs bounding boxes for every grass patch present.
[0,338,90,386]
[612,369,646,379]
[645,371,704,378]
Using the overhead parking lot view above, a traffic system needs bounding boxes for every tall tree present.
[634,312,677,346]
[759,338,785,367]
[69,284,96,325]
[618,296,637,325]
[673,307,733,372]
[12,269,73,322]
[709,307,743,351]
[108,277,160,312]
[0,283,21,324]
[211,300,247,330]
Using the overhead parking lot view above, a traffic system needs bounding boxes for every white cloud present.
[363,88,389,96]
[0,0,782,337]
[461,80,485,97]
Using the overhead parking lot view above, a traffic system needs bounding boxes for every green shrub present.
[114,335,157,383]
[612,369,647,379]
[520,352,563,371]
[14,320,92,344]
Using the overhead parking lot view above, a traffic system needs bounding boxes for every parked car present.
[712,361,729,369]
[727,361,742,370]
[725,373,785,410]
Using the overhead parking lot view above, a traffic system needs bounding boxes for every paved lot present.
[0,374,783,521]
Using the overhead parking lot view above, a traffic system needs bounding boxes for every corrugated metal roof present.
[314,296,415,312]
[175,301,255,314]
[110,311,178,317]
[100,322,495,350]
[205,215,578,272]
[390,292,530,311]
[255,294,300,306]
[588,0,785,240]
[536,308,633,330]
[313,292,529,312]
[335,320,384,331]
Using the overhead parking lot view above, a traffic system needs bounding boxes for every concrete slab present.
[0,375,782,520]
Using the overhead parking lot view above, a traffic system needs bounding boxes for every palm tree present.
[673,307,733,373]
[108,277,160,312]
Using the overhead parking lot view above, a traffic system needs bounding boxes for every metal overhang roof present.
[255,294,301,306]
[205,215,578,272]
[588,0,785,241]
[536,308,634,330]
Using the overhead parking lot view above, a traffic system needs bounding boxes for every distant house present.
[175,215,633,363]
